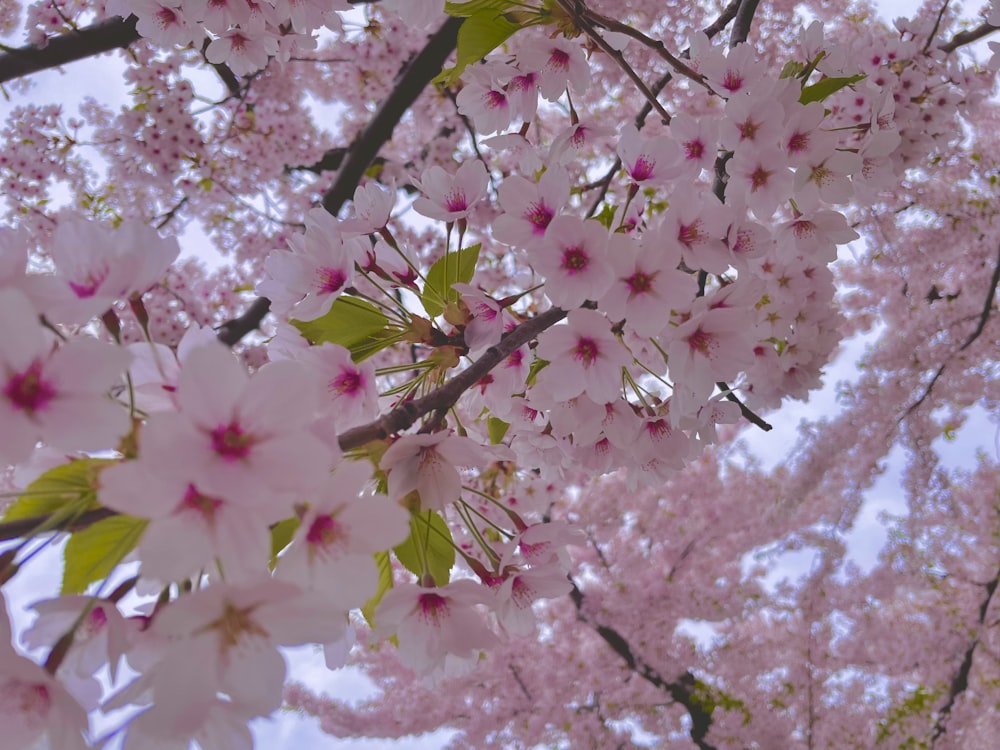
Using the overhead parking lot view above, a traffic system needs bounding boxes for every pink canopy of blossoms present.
[1,0,999,748]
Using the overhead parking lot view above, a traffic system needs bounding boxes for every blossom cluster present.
[0,0,995,747]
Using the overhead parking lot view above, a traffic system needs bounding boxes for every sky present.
[1,0,997,748]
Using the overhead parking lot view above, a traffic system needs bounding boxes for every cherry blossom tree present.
[1,0,999,748]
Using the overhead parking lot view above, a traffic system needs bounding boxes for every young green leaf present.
[422,243,481,317]
[436,12,521,87]
[291,296,390,359]
[61,515,148,594]
[393,511,456,586]
[361,550,394,625]
[3,458,111,522]
[799,74,866,104]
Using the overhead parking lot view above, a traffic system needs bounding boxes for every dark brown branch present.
[939,21,997,54]
[0,15,140,85]
[716,381,772,431]
[902,242,1000,419]
[729,0,762,47]
[321,16,462,216]
[0,508,116,543]
[931,569,1000,744]
[570,583,717,750]
[337,306,567,451]
[216,297,271,347]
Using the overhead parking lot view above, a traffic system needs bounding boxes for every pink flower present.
[617,123,682,186]
[31,216,180,326]
[297,343,379,430]
[206,28,279,76]
[600,232,696,337]
[534,309,630,404]
[531,216,614,308]
[725,147,794,220]
[375,580,496,676]
[516,36,590,101]
[258,208,366,321]
[380,431,487,511]
[493,167,569,249]
[413,161,488,223]
[0,594,89,750]
[276,460,409,607]
[116,343,333,509]
[340,182,395,235]
[0,289,131,465]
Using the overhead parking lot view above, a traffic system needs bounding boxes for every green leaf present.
[393,511,455,586]
[487,416,510,444]
[361,550,394,625]
[445,0,515,17]
[62,515,148,594]
[3,458,111,523]
[291,296,390,359]
[593,202,617,230]
[779,60,805,79]
[421,243,481,317]
[269,517,300,569]
[799,74,866,104]
[436,11,521,86]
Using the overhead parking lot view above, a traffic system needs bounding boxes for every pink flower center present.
[749,166,771,190]
[331,369,362,396]
[484,90,507,110]
[677,221,703,247]
[317,267,346,294]
[68,266,109,298]
[418,592,450,625]
[155,6,180,29]
[573,337,599,365]
[505,349,523,368]
[626,270,654,295]
[445,190,468,213]
[787,132,810,153]
[645,418,671,440]
[630,156,655,182]
[181,484,225,520]
[737,119,760,141]
[687,328,716,355]
[4,360,56,416]
[525,201,554,233]
[684,139,705,160]
[548,49,570,71]
[722,70,744,92]
[211,422,254,460]
[560,246,589,273]
[306,514,344,548]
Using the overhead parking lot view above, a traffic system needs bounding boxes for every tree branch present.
[337,306,567,451]
[0,15,140,85]
[321,16,462,216]
[729,0,763,47]
[901,242,1000,419]
[569,583,718,750]
[939,21,998,54]
[931,568,1000,744]
[216,297,271,347]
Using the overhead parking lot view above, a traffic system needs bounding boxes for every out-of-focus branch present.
[730,0,762,46]
[939,21,997,54]
[930,567,1000,744]
[0,508,116,543]
[569,583,718,750]
[901,242,1000,419]
[321,16,462,216]
[216,297,271,347]
[0,15,140,84]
